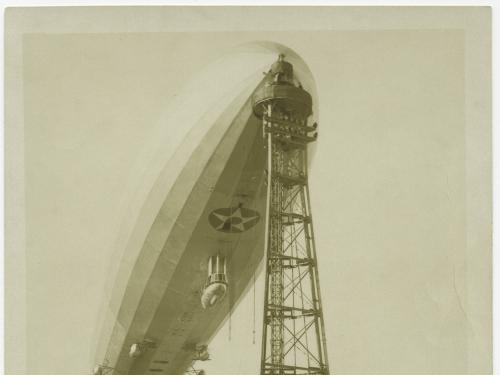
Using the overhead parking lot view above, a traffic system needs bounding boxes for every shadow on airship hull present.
[93,41,318,375]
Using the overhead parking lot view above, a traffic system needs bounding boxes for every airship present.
[93,45,317,375]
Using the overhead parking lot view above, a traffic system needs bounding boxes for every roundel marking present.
[208,207,260,233]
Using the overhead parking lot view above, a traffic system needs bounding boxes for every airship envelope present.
[93,42,317,375]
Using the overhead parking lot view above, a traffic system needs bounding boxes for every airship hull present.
[101,80,267,375]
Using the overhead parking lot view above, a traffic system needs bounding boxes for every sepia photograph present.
[3,5,493,375]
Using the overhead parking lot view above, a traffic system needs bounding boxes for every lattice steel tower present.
[252,55,330,375]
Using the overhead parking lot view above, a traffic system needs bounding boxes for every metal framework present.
[253,55,330,375]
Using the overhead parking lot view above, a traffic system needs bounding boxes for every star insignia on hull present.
[208,206,260,233]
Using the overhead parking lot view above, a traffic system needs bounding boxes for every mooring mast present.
[253,55,330,375]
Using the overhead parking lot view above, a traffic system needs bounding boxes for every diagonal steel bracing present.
[254,55,330,375]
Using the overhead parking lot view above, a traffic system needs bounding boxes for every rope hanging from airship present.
[253,270,256,345]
